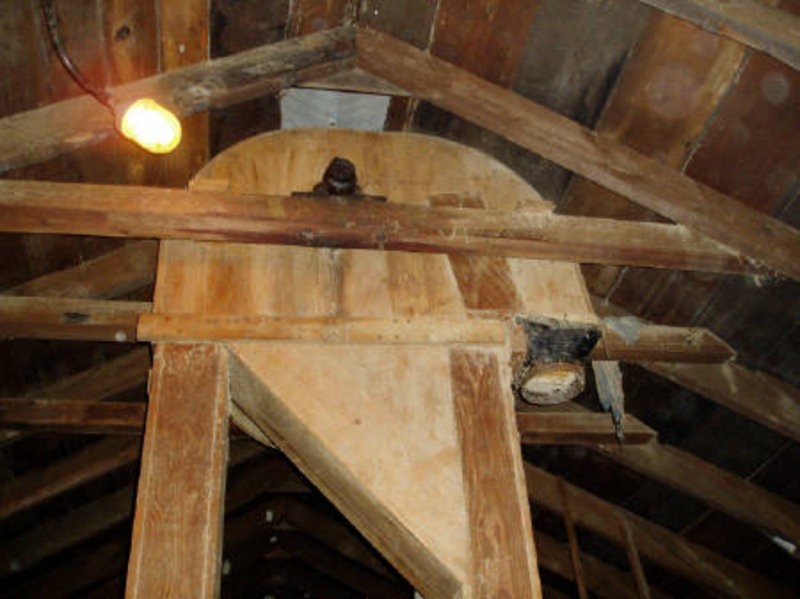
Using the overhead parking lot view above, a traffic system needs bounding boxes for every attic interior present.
[1,0,800,597]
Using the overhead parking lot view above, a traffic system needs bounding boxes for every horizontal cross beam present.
[0,179,754,274]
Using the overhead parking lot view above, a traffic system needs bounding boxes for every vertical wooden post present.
[125,344,230,599]
[451,350,542,598]
[558,477,589,599]
[618,512,652,599]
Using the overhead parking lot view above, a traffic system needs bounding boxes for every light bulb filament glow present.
[119,99,182,154]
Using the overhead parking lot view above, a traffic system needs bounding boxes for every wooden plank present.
[637,0,800,71]
[2,240,158,299]
[356,27,800,280]
[524,463,797,599]
[0,27,355,172]
[228,350,463,599]
[595,441,800,545]
[451,350,541,598]
[517,412,656,445]
[125,344,230,599]
[0,179,754,274]
[140,313,505,345]
[592,322,735,363]
[0,296,149,342]
[0,436,140,520]
[595,298,800,442]
[0,399,145,435]
[157,0,209,187]
[644,361,800,443]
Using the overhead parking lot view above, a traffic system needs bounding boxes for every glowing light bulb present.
[119,98,182,154]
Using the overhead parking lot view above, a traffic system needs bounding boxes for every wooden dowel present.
[558,477,589,599]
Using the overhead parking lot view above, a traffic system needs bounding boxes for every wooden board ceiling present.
[1,1,799,597]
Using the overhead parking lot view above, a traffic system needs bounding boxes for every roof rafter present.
[0,27,355,173]
[355,27,800,280]
[636,0,800,71]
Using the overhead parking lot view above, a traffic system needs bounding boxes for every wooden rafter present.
[637,0,800,71]
[0,179,754,274]
[595,441,800,545]
[525,463,796,599]
[0,399,145,435]
[355,27,800,280]
[1,240,157,299]
[0,436,140,520]
[0,27,355,173]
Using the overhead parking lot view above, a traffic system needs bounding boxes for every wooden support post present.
[558,478,589,599]
[125,344,230,599]
[451,350,541,598]
[618,513,652,599]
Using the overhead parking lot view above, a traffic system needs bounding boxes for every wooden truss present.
[1,14,799,599]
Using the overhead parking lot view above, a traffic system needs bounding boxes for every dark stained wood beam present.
[594,298,800,443]
[0,179,756,274]
[1,240,158,299]
[525,463,797,599]
[517,412,656,445]
[595,440,800,546]
[0,399,145,435]
[0,27,355,172]
[637,0,800,71]
[591,323,735,363]
[0,436,141,520]
[356,27,800,280]
[0,296,150,342]
[644,361,800,444]
[125,344,230,599]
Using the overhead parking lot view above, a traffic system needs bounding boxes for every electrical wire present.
[40,0,112,108]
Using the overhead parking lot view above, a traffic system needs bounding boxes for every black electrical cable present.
[40,0,113,108]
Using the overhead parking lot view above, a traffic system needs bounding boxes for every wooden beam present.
[228,351,463,599]
[637,0,800,71]
[644,361,800,443]
[524,463,796,599]
[0,179,755,274]
[517,412,656,445]
[356,27,800,280]
[156,0,209,187]
[592,323,735,363]
[0,436,140,520]
[0,296,149,342]
[0,442,269,577]
[594,298,800,443]
[126,344,230,599]
[0,27,355,172]
[2,240,158,299]
[0,399,145,435]
[140,313,505,345]
[595,441,800,546]
[451,350,541,598]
